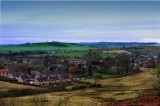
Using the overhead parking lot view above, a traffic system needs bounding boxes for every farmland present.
[129,46,160,55]
[30,51,121,58]
[0,42,92,53]
[102,50,132,54]
[0,42,159,53]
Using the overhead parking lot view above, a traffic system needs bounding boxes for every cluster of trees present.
[73,51,140,78]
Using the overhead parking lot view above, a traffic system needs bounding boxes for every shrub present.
[8,88,34,97]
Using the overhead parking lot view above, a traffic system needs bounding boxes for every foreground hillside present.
[0,68,157,106]
[0,81,41,92]
[0,42,92,52]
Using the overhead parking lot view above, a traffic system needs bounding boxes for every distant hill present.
[80,42,160,48]
[0,42,92,52]
[0,41,160,53]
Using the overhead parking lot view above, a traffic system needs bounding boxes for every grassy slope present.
[83,68,153,90]
[0,42,92,52]
[129,46,160,55]
[2,68,155,106]
[0,81,40,92]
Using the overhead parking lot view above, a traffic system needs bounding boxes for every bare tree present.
[93,72,100,105]
[152,64,160,96]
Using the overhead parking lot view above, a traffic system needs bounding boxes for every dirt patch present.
[119,96,160,106]
[104,96,160,106]
[102,50,132,54]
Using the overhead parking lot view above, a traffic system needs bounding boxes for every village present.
[0,51,158,87]
[0,69,73,85]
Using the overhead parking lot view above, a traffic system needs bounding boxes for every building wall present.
[34,78,40,85]
[18,76,23,83]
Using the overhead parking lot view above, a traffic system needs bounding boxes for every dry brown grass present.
[102,50,132,54]
[0,81,40,92]
[0,68,155,106]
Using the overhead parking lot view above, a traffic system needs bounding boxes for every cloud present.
[1,1,160,43]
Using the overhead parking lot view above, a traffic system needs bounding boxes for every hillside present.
[81,42,160,48]
[1,42,160,53]
[1,68,155,106]
[128,46,160,55]
[0,42,92,52]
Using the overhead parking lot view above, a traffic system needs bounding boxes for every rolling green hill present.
[1,42,160,54]
[81,42,160,48]
[0,42,92,52]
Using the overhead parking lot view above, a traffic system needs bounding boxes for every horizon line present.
[0,41,159,45]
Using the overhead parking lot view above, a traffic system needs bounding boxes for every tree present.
[27,67,31,75]
[84,51,101,62]
[115,55,130,75]
[18,63,25,73]
[88,64,93,76]
[152,64,160,96]
[68,65,77,75]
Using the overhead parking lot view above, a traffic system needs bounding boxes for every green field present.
[0,42,92,53]
[54,52,120,58]
[65,83,85,90]
[30,52,121,58]
[100,74,117,79]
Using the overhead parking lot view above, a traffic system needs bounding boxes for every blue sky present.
[0,1,160,44]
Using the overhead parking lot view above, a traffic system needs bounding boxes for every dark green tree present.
[88,64,93,76]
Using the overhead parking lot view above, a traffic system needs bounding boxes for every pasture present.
[0,42,92,53]
[30,52,120,58]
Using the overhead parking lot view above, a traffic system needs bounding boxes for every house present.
[41,72,49,77]
[0,69,8,76]
[31,71,41,76]
[0,71,6,76]
[13,73,21,80]
[34,77,49,85]
[2,71,9,77]
[30,75,37,80]
[48,75,61,83]
[18,75,30,83]
[8,72,14,79]
[60,73,72,82]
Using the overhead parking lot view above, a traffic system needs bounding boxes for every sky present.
[0,1,160,44]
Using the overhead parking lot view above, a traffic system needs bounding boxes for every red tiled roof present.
[0,69,9,72]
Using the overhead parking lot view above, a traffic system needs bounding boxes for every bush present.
[90,84,101,88]
[8,89,34,97]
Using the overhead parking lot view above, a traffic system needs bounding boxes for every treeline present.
[74,51,140,78]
